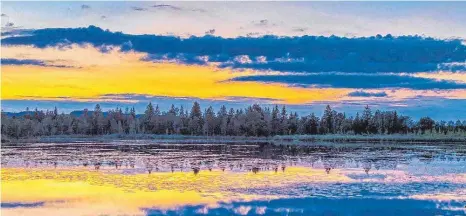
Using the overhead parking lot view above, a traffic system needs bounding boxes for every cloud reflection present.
[2,166,466,215]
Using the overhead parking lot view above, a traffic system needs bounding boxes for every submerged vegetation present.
[1,102,466,141]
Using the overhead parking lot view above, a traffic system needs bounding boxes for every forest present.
[1,102,466,139]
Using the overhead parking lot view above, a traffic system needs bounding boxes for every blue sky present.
[2,2,466,38]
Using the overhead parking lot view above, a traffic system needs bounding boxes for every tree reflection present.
[1,142,463,174]
[192,167,200,175]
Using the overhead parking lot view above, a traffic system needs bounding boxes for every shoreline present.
[2,134,465,145]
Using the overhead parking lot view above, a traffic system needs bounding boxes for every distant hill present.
[2,111,110,117]
[69,110,109,117]
[69,111,143,118]
[2,111,35,118]
[2,111,143,118]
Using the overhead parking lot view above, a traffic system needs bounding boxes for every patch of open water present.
[1,142,466,215]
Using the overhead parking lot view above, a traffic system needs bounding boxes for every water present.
[1,141,466,215]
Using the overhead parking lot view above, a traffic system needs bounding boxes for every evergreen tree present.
[92,104,104,135]
[308,113,320,135]
[188,102,204,135]
[203,106,216,135]
[419,117,435,134]
[362,105,372,133]
[2,102,463,139]
[143,103,155,133]
[271,105,280,135]
[322,105,334,134]
[218,105,228,135]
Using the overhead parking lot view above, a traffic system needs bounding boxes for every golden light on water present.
[1,167,350,215]
[3,165,466,215]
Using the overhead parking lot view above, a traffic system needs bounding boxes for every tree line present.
[2,102,466,139]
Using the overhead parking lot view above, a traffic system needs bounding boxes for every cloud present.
[191,8,207,13]
[1,29,35,38]
[233,206,252,215]
[1,44,145,68]
[246,32,261,37]
[151,4,181,11]
[1,13,7,17]
[231,73,466,90]
[2,58,74,68]
[94,94,280,104]
[292,27,307,33]
[2,26,465,74]
[81,4,91,10]
[1,58,73,68]
[1,58,47,66]
[252,19,278,28]
[255,19,269,26]
[131,7,148,12]
[438,62,466,72]
[205,29,215,35]
[412,71,466,84]
[347,91,388,97]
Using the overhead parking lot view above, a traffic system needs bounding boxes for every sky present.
[1,1,466,120]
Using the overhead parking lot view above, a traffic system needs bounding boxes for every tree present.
[353,113,363,134]
[190,102,202,119]
[217,105,228,135]
[203,106,216,135]
[308,113,320,135]
[288,112,299,134]
[243,104,268,136]
[419,117,435,134]
[179,105,189,135]
[53,107,58,119]
[280,106,288,135]
[1,102,463,139]
[188,102,204,135]
[165,104,179,134]
[321,105,334,134]
[92,104,104,135]
[271,105,281,135]
[226,108,237,135]
[362,105,372,134]
[143,103,155,133]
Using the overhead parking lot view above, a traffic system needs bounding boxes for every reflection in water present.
[144,198,466,216]
[1,142,466,215]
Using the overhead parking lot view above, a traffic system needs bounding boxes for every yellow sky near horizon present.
[2,45,466,104]
[0,45,351,104]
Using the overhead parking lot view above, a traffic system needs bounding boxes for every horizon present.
[2,101,465,123]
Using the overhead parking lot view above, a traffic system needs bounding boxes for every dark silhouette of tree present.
[321,105,334,134]
[1,102,464,139]
[189,102,204,135]
[92,104,104,135]
[419,117,435,134]
[143,102,155,133]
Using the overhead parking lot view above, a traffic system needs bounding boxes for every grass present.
[2,132,465,145]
